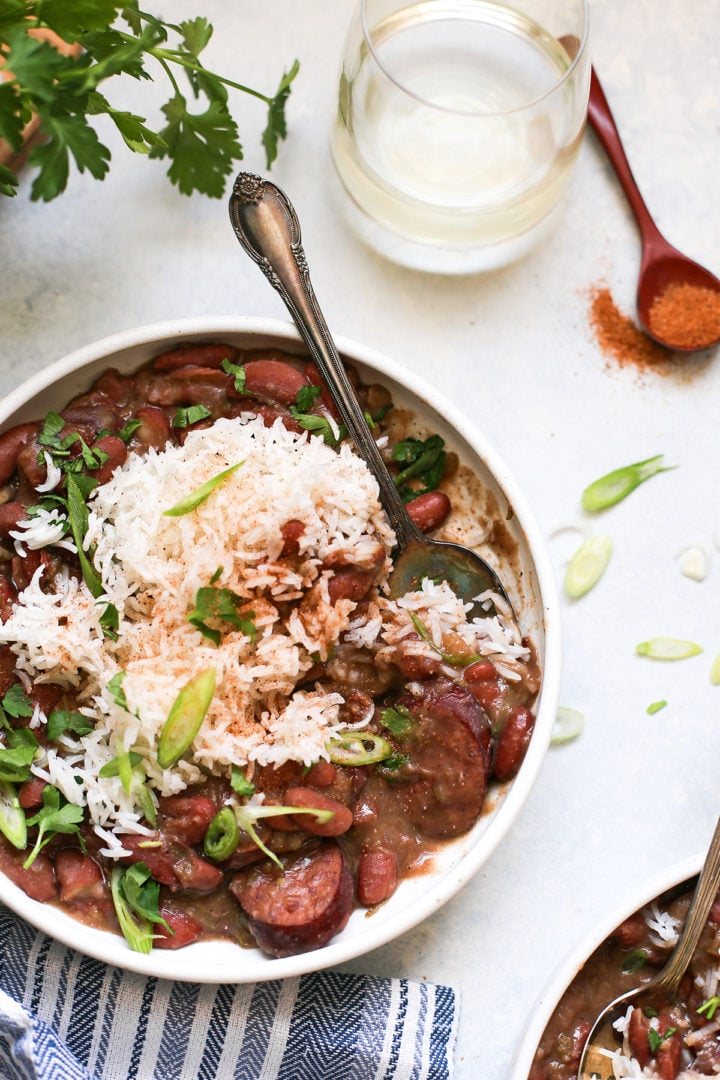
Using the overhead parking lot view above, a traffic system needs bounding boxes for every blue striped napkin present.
[0,905,459,1080]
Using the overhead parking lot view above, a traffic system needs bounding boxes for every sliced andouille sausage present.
[152,343,238,371]
[158,794,217,846]
[18,776,48,809]
[0,835,56,901]
[492,705,536,781]
[405,491,451,533]
[153,907,204,949]
[395,677,492,839]
[230,842,353,957]
[131,405,173,450]
[55,849,106,902]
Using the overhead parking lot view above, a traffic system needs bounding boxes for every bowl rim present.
[510,850,704,1077]
[0,315,562,982]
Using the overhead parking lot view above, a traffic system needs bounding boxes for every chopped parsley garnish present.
[294,385,322,413]
[647,1027,676,1055]
[230,766,255,798]
[118,418,142,442]
[65,473,119,638]
[391,434,446,502]
[23,786,85,869]
[1,684,34,722]
[621,949,647,973]
[221,358,246,393]
[46,709,94,741]
[380,705,413,738]
[188,584,256,646]
[288,408,340,446]
[38,412,108,473]
[172,404,212,428]
[0,728,39,784]
[377,751,409,773]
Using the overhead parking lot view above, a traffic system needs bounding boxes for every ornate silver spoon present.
[228,172,511,614]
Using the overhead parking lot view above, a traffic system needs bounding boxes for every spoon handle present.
[228,172,421,549]
[653,815,720,996]
[587,67,664,251]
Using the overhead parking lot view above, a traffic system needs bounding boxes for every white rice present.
[0,413,528,855]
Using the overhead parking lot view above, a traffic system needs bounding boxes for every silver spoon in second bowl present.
[577,814,720,1080]
[228,172,511,616]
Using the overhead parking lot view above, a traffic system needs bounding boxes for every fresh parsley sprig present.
[0,3,299,201]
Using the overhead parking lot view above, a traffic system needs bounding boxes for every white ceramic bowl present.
[0,316,561,982]
[510,853,703,1078]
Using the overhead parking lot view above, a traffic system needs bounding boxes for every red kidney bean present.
[492,705,536,781]
[357,848,398,906]
[230,841,353,957]
[283,787,354,837]
[611,912,648,949]
[0,423,41,486]
[153,907,204,949]
[0,502,25,536]
[167,366,229,385]
[18,776,47,809]
[61,404,122,436]
[326,566,378,604]
[237,359,311,406]
[405,491,451,532]
[132,406,172,450]
[55,850,106,903]
[304,761,337,788]
[0,836,56,901]
[391,642,442,681]
[159,794,217,846]
[628,1008,651,1069]
[0,575,17,621]
[90,435,128,485]
[119,834,178,887]
[153,343,238,371]
[464,663,504,717]
[280,519,305,556]
[11,549,41,592]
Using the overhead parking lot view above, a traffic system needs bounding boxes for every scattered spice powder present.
[647,282,720,350]
[588,286,667,371]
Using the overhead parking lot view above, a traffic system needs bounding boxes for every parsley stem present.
[146,48,273,104]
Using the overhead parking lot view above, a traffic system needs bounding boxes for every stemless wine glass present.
[330,0,590,274]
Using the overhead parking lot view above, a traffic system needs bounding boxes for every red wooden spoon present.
[587,67,720,352]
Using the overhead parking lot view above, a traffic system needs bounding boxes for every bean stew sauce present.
[0,343,539,958]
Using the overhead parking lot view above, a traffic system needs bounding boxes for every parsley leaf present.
[647,1027,676,1055]
[0,728,38,783]
[46,709,94,741]
[221,358,246,393]
[172,404,212,429]
[23,786,85,868]
[230,765,255,798]
[0,4,298,201]
[188,584,256,646]
[110,863,170,954]
[380,705,413,738]
[294,384,322,413]
[2,684,34,720]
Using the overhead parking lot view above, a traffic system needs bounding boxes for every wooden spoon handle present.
[587,67,663,249]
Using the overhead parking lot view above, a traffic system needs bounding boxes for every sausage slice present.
[229,842,353,957]
[396,677,491,839]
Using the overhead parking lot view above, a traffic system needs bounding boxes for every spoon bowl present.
[228,172,511,616]
[577,814,720,1079]
[588,67,720,353]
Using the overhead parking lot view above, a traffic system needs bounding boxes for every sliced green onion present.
[234,803,335,870]
[551,707,584,746]
[677,545,709,582]
[409,613,481,667]
[163,461,243,517]
[0,781,27,849]
[636,638,703,660]
[325,731,392,766]
[710,653,720,685]
[581,454,675,512]
[564,535,612,599]
[157,668,216,769]
[646,700,668,715]
[204,806,240,862]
